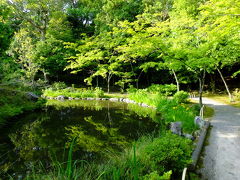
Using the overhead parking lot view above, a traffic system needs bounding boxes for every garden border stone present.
[190,121,210,170]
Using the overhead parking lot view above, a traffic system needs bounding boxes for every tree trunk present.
[136,70,143,89]
[107,73,112,94]
[107,79,110,93]
[216,67,234,102]
[172,69,180,92]
[40,29,46,41]
[43,69,48,83]
[96,76,99,87]
[199,69,206,108]
[210,74,216,94]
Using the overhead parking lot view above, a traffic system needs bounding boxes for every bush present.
[22,134,192,180]
[147,84,177,96]
[127,85,138,93]
[51,82,67,90]
[173,91,189,103]
[105,133,192,179]
[143,171,172,180]
[94,87,104,98]
[139,133,192,176]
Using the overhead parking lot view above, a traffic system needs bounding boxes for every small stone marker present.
[170,122,182,136]
[194,116,205,128]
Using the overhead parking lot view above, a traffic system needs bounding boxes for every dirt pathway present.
[193,98,240,180]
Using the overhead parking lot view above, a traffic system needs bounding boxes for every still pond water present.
[0,100,162,178]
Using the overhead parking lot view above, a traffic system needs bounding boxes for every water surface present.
[0,100,161,178]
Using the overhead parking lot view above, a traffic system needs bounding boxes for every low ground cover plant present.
[43,85,104,98]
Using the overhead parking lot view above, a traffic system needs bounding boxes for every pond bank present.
[0,88,44,128]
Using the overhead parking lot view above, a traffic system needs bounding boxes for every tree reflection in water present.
[0,100,160,177]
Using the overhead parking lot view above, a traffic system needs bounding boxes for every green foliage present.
[43,87,104,98]
[128,87,197,132]
[127,84,177,96]
[173,91,189,103]
[95,0,143,32]
[24,133,192,179]
[51,82,67,90]
[94,87,105,98]
[102,133,192,179]
[139,133,192,175]
[143,170,172,180]
[128,89,164,107]
[0,88,45,127]
[147,84,177,95]
[156,98,197,132]
[127,85,138,93]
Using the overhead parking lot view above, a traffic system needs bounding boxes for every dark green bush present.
[139,133,192,176]
[102,133,192,179]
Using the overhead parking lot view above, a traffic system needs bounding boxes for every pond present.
[0,100,162,178]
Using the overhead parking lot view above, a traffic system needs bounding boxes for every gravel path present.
[194,98,240,180]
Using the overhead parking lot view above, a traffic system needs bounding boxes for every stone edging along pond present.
[43,94,210,170]
[43,95,157,109]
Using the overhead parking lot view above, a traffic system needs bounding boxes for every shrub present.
[105,133,192,179]
[139,133,192,176]
[173,91,189,103]
[127,85,138,93]
[147,84,177,96]
[94,87,104,98]
[143,171,172,180]
[51,82,67,90]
